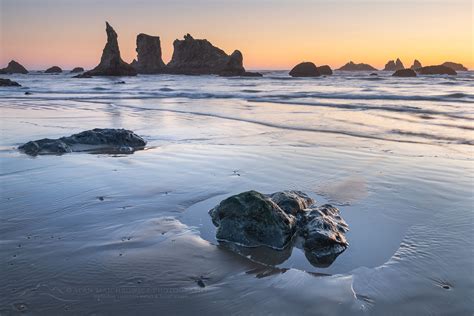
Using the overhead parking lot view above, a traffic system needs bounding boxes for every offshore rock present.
[392,69,417,77]
[70,67,85,73]
[441,62,468,71]
[132,33,166,74]
[0,78,21,86]
[317,65,333,75]
[166,34,246,76]
[417,65,457,75]
[84,22,137,77]
[45,66,62,73]
[0,60,28,74]
[337,61,377,71]
[383,58,404,71]
[289,62,321,77]
[410,59,422,70]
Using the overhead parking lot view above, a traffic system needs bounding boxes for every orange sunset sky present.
[0,0,472,70]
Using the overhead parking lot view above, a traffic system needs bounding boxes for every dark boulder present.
[209,191,296,249]
[337,61,377,71]
[19,128,146,156]
[317,65,333,75]
[417,65,457,75]
[0,60,28,74]
[383,58,404,71]
[166,34,246,76]
[83,22,137,77]
[0,78,21,87]
[289,62,320,77]
[269,191,314,216]
[73,73,93,78]
[441,62,468,71]
[297,204,348,260]
[45,66,62,73]
[410,59,422,70]
[209,190,349,260]
[392,69,417,77]
[132,33,165,74]
[70,67,85,73]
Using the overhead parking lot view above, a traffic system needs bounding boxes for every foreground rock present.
[0,60,28,74]
[317,65,333,75]
[392,69,417,77]
[70,67,84,73]
[166,34,257,76]
[45,66,62,73]
[442,62,468,71]
[73,73,92,78]
[131,33,166,74]
[417,65,457,75]
[19,128,146,156]
[84,22,137,77]
[0,78,21,86]
[289,62,320,77]
[337,61,377,71]
[209,190,348,260]
[410,59,422,70]
[383,58,404,71]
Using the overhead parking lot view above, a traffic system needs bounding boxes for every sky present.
[0,0,472,70]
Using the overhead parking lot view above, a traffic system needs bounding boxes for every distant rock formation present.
[392,69,417,77]
[410,59,422,70]
[166,34,256,76]
[317,65,333,75]
[383,58,404,71]
[131,33,166,74]
[19,128,146,156]
[289,62,320,77]
[84,22,137,77]
[45,66,62,73]
[70,67,84,73]
[417,65,457,75]
[441,62,468,71]
[337,61,377,71]
[0,60,28,74]
[0,78,21,86]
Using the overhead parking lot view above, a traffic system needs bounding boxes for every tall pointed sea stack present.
[84,22,136,76]
[383,58,404,71]
[131,34,165,74]
[410,59,422,70]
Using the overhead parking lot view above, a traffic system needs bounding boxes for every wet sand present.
[1,72,473,314]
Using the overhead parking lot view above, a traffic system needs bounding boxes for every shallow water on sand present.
[0,71,473,314]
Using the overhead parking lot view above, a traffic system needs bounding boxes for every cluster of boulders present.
[18,128,146,156]
[209,190,349,262]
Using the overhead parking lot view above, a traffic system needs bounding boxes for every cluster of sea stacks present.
[0,21,469,82]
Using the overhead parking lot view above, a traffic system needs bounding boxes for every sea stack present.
[131,33,165,74]
[289,62,321,77]
[417,65,457,75]
[441,62,468,71]
[166,34,259,76]
[70,67,85,73]
[83,22,137,76]
[45,66,62,73]
[317,65,333,75]
[0,78,22,86]
[0,60,28,74]
[383,58,404,71]
[337,61,377,71]
[410,59,422,70]
[392,69,417,77]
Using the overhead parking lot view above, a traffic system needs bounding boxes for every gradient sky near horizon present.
[0,0,472,70]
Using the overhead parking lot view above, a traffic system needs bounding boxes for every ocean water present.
[0,70,473,315]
